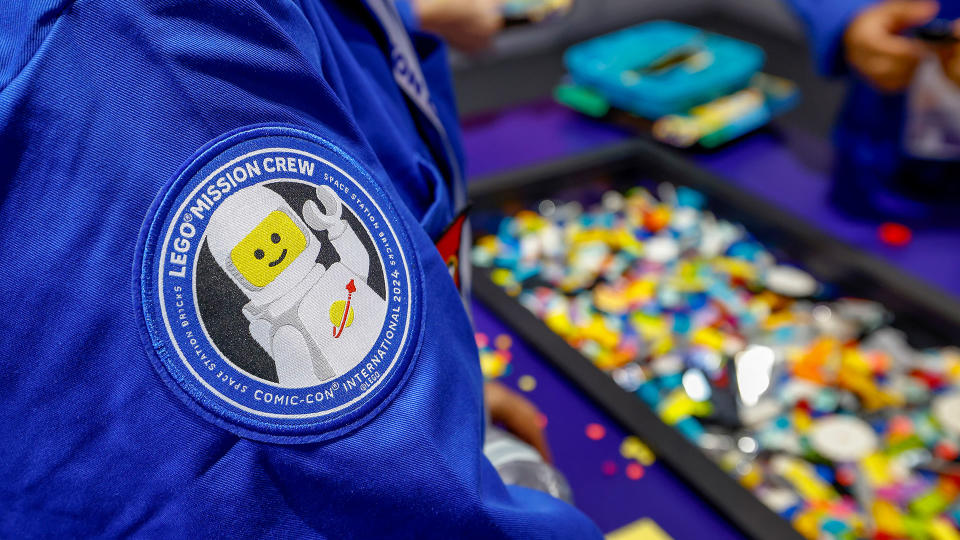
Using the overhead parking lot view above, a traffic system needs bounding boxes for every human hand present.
[844,0,939,92]
[933,21,960,87]
[484,381,552,463]
[414,0,505,53]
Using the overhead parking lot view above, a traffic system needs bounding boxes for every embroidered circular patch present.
[136,126,420,442]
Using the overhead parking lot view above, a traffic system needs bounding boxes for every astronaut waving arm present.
[303,186,371,280]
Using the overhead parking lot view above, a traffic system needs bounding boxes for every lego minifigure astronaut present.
[206,184,387,388]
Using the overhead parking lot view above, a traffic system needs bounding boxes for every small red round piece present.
[835,466,856,487]
[878,222,912,247]
[934,440,960,461]
[643,207,671,233]
[586,423,607,441]
[601,460,617,476]
[625,462,645,480]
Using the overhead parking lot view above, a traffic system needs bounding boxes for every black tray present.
[468,139,960,540]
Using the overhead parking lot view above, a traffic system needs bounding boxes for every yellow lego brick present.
[659,391,698,425]
[779,458,835,502]
[793,409,813,433]
[792,509,821,540]
[739,466,763,490]
[651,336,674,357]
[606,518,674,540]
[861,453,892,487]
[928,518,960,540]
[871,500,905,537]
[691,327,724,351]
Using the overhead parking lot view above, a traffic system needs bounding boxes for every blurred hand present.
[934,21,960,87]
[414,0,505,53]
[484,381,552,463]
[844,0,939,92]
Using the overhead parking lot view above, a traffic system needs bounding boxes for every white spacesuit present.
[206,184,387,388]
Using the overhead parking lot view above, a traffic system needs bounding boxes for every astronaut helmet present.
[206,184,321,306]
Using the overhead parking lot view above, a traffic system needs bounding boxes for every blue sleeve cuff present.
[394,0,420,32]
[786,0,878,76]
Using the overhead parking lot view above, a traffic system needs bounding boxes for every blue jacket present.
[0,1,601,538]
[784,0,960,220]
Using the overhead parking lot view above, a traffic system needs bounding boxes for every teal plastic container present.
[564,21,765,119]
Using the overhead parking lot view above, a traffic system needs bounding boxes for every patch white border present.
[157,147,412,419]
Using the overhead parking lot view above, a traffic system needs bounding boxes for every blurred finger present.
[867,34,928,60]
[496,398,553,463]
[485,382,553,463]
[884,0,940,32]
[848,48,917,92]
[869,53,919,80]
[942,49,960,86]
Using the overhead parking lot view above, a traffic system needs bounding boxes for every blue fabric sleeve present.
[0,1,602,538]
[0,0,70,90]
[782,0,878,75]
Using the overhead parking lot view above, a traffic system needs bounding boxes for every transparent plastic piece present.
[904,56,960,161]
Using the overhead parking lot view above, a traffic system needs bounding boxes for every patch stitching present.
[134,125,423,443]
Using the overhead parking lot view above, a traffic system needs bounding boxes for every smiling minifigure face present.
[231,210,307,288]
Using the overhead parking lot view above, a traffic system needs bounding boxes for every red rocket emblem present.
[333,279,356,338]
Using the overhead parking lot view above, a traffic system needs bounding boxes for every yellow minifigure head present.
[207,184,321,301]
[230,210,306,288]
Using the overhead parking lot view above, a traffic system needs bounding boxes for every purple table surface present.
[462,99,960,538]
[461,102,633,179]
[472,301,745,539]
[695,128,960,300]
